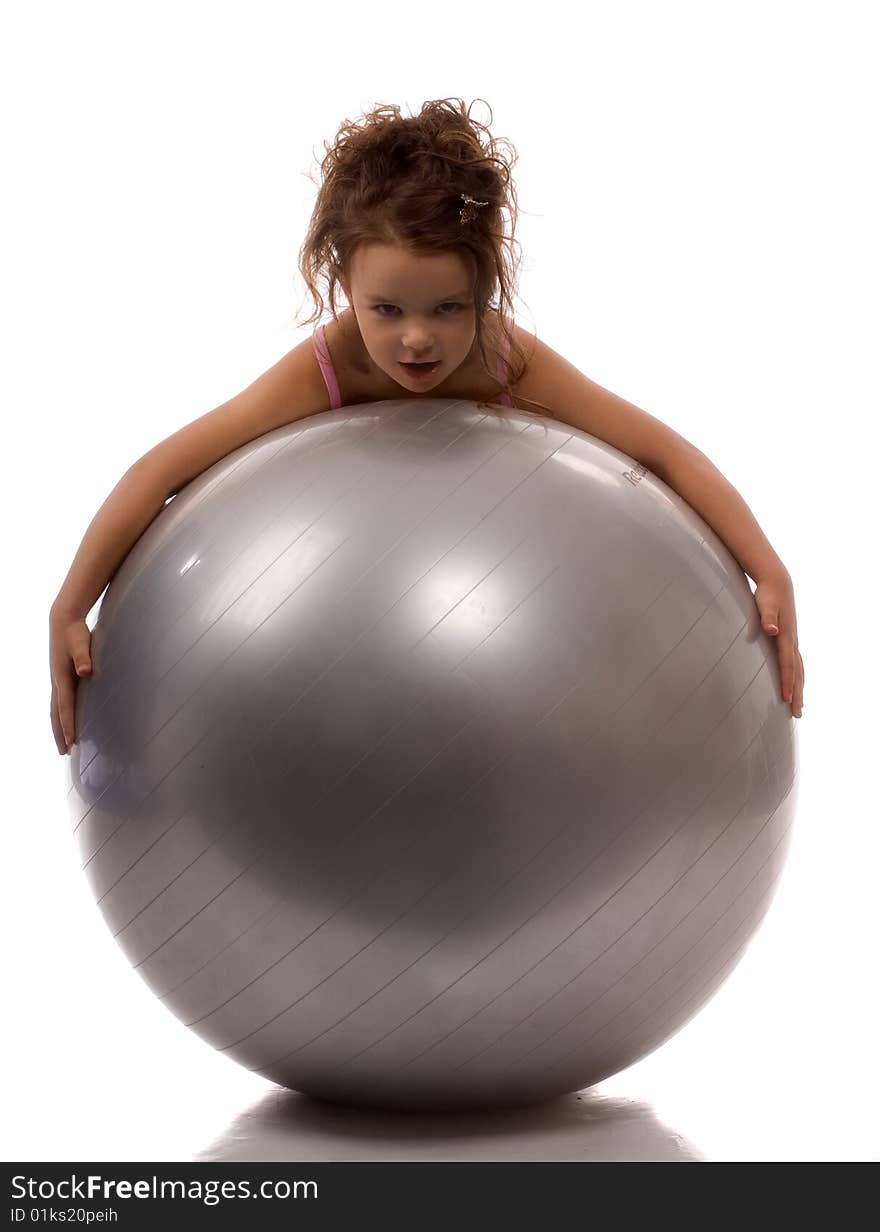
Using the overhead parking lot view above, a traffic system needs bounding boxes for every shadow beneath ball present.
[195,1085,704,1162]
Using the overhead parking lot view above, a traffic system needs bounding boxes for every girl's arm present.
[50,336,331,753]
[52,336,331,620]
[647,447,786,586]
[511,330,804,716]
[642,446,802,717]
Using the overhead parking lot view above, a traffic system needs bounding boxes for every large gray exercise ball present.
[66,397,798,1111]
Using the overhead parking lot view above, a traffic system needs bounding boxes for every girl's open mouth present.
[401,361,440,380]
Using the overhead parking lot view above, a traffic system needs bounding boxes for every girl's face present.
[340,242,478,391]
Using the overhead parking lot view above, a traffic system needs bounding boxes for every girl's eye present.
[373,303,462,317]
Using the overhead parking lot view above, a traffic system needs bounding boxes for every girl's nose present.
[402,333,434,349]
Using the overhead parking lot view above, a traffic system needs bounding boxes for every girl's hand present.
[753,570,804,718]
[49,604,93,755]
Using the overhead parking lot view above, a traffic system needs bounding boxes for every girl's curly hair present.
[295,97,551,415]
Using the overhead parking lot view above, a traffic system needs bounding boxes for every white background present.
[1,0,877,1162]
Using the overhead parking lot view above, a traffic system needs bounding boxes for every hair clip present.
[459,193,489,224]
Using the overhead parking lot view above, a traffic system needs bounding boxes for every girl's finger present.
[777,643,792,702]
[56,682,73,743]
[797,651,805,714]
[49,700,68,754]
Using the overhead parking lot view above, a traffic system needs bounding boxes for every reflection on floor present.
[195,1086,704,1163]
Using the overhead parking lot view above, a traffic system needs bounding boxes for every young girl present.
[49,97,804,754]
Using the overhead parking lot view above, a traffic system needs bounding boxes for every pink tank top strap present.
[312,324,342,410]
[494,317,515,408]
